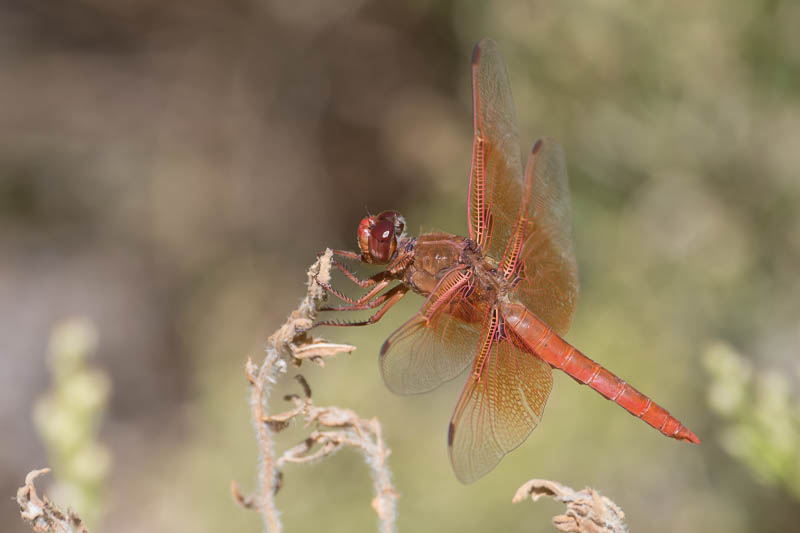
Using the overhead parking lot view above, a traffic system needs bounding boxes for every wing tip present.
[471,42,482,66]
[532,138,543,155]
[472,38,497,67]
[379,339,390,357]
[447,421,456,447]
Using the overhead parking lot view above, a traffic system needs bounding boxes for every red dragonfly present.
[314,38,699,484]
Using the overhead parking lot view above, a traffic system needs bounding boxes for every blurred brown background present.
[3,1,800,532]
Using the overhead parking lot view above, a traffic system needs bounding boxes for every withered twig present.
[16,468,89,533]
[513,479,628,533]
[237,249,372,533]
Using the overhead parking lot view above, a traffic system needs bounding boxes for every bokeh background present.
[3,1,800,532]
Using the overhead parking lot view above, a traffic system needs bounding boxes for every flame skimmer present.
[314,38,699,484]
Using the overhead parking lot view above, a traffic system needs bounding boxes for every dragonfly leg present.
[320,284,399,312]
[320,249,391,288]
[313,285,408,328]
[329,249,361,260]
[315,276,392,306]
[331,259,385,288]
[326,248,413,287]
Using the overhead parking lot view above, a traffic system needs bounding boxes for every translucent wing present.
[448,307,553,484]
[380,268,483,394]
[468,39,525,263]
[509,139,579,336]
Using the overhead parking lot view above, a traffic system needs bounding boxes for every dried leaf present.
[514,479,627,533]
[17,468,89,533]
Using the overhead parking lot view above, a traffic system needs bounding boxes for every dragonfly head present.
[357,210,406,264]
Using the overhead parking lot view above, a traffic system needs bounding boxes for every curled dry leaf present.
[230,480,255,510]
[513,479,627,533]
[293,341,355,364]
[17,468,89,533]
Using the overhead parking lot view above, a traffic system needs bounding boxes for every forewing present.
[448,308,553,484]
[512,139,579,336]
[380,268,483,395]
[468,38,525,262]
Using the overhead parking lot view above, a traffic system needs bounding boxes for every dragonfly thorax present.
[401,232,508,301]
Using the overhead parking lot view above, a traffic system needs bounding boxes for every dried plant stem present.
[248,356,282,532]
[237,249,402,532]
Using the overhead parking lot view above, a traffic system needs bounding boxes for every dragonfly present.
[313,38,699,484]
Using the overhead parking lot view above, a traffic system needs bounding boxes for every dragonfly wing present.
[380,268,483,395]
[448,307,553,484]
[468,38,526,263]
[510,138,579,336]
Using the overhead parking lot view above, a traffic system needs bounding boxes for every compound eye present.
[356,216,373,260]
[368,218,397,264]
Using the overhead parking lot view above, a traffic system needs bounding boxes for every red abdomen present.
[501,302,699,444]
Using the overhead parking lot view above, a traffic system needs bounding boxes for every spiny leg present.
[319,248,390,288]
[320,284,400,312]
[331,259,386,288]
[328,248,413,288]
[313,285,408,328]
[329,249,361,261]
[315,276,393,307]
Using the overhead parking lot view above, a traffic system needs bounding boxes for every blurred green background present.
[2,1,799,532]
